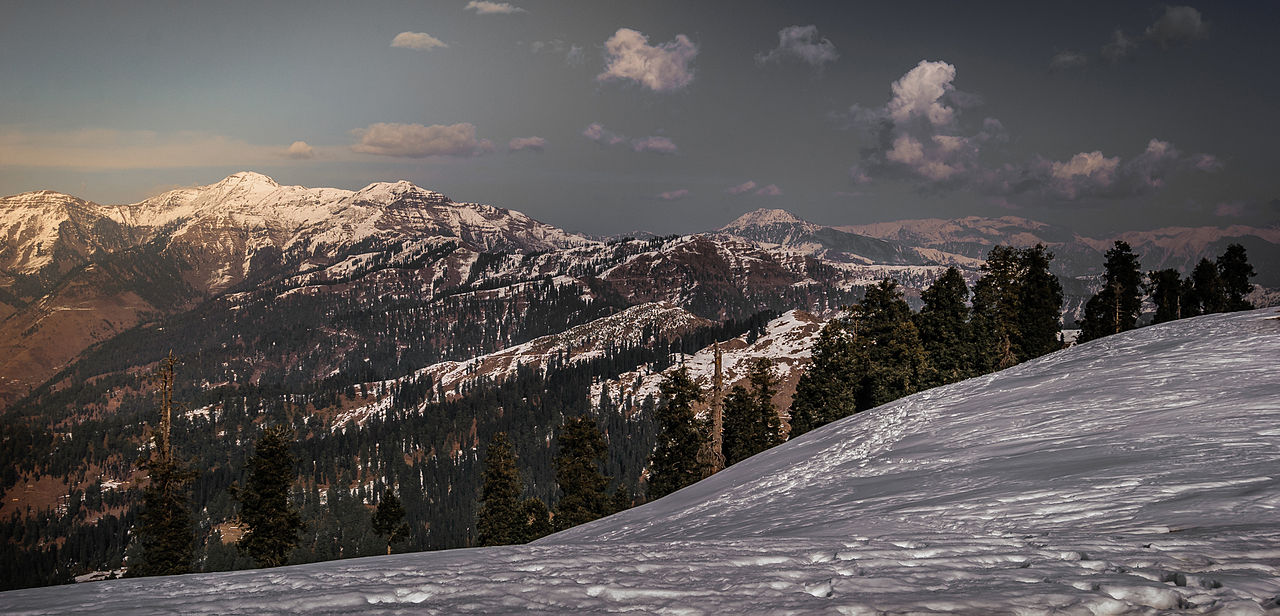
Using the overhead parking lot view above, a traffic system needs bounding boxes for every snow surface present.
[3,309,1279,614]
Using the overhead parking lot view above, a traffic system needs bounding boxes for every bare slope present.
[3,309,1277,614]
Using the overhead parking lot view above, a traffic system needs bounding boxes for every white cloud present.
[465,1,526,15]
[1030,138,1219,200]
[631,136,678,155]
[1047,151,1120,198]
[583,124,676,154]
[756,25,838,67]
[726,180,758,195]
[597,28,697,93]
[888,60,958,127]
[391,32,448,51]
[531,40,586,66]
[0,127,312,169]
[1101,29,1136,63]
[1146,6,1208,47]
[1049,50,1088,70]
[754,184,783,197]
[285,141,315,160]
[350,122,493,158]
[507,136,546,152]
[657,189,689,201]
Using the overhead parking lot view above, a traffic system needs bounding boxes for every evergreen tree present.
[128,352,195,578]
[1190,257,1225,315]
[1217,243,1256,311]
[552,415,610,531]
[1015,245,1064,361]
[476,432,523,547]
[648,368,707,500]
[915,267,974,387]
[518,497,552,543]
[371,491,409,555]
[608,485,632,514]
[971,246,1023,370]
[1147,269,1184,324]
[232,425,303,568]
[722,358,784,466]
[855,279,928,410]
[789,316,861,438]
[1078,241,1142,343]
[747,357,783,452]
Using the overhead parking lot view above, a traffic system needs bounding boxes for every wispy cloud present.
[582,123,677,154]
[507,136,545,152]
[657,189,690,201]
[465,1,526,15]
[597,28,698,92]
[350,122,493,158]
[1145,5,1208,47]
[0,127,315,169]
[391,32,448,51]
[756,25,839,68]
[1049,50,1088,71]
[726,180,758,195]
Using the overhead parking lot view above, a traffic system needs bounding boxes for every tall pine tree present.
[128,352,195,578]
[476,432,524,546]
[233,425,303,568]
[1147,269,1184,324]
[1078,241,1142,343]
[789,315,862,438]
[371,490,410,555]
[1189,257,1225,315]
[1217,243,1256,311]
[971,246,1023,371]
[1015,245,1065,361]
[855,279,928,410]
[915,267,974,387]
[552,415,610,531]
[648,368,707,500]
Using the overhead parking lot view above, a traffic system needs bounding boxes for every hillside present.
[5,309,1276,614]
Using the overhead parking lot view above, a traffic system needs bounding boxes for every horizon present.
[2,2,1277,235]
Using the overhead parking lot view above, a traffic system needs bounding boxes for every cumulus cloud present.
[631,136,678,154]
[726,180,758,195]
[1049,50,1088,70]
[507,136,545,152]
[351,122,493,158]
[756,25,839,67]
[842,61,1216,201]
[657,189,690,201]
[285,141,315,160]
[597,28,698,92]
[1101,29,1137,63]
[391,32,448,51]
[465,1,525,15]
[1145,5,1208,47]
[754,184,783,196]
[582,123,677,154]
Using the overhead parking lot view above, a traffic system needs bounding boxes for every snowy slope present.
[3,309,1277,614]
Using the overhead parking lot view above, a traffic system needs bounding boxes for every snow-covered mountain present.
[718,208,947,266]
[5,309,1276,613]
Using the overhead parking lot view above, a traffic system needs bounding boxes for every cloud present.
[726,180,758,195]
[597,28,697,92]
[657,189,690,201]
[582,123,677,154]
[1214,202,1244,217]
[0,127,313,170]
[631,136,678,155]
[465,1,526,15]
[1100,29,1136,63]
[754,184,783,196]
[285,141,315,160]
[351,122,493,158]
[1027,138,1219,199]
[888,60,959,127]
[531,39,585,65]
[507,136,545,152]
[391,32,448,51]
[756,25,839,67]
[1145,5,1208,47]
[1049,50,1088,70]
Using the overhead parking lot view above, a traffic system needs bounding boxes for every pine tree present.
[855,279,928,410]
[128,352,194,578]
[552,415,610,531]
[747,357,783,451]
[1190,257,1225,315]
[232,425,303,568]
[1078,241,1142,343]
[915,267,973,387]
[518,497,552,543]
[721,385,756,466]
[371,491,410,555]
[971,246,1023,370]
[723,358,784,466]
[1147,269,1184,324]
[1217,243,1256,311]
[476,432,523,546]
[789,316,861,438]
[648,368,707,500]
[1015,245,1064,361]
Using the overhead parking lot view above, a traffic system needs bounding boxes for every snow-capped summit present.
[722,208,814,232]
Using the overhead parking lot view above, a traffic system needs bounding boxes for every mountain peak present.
[352,180,447,204]
[216,171,279,187]
[722,208,809,231]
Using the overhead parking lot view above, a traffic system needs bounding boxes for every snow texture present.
[3,309,1278,614]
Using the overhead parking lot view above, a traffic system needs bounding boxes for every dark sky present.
[1,1,1276,235]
